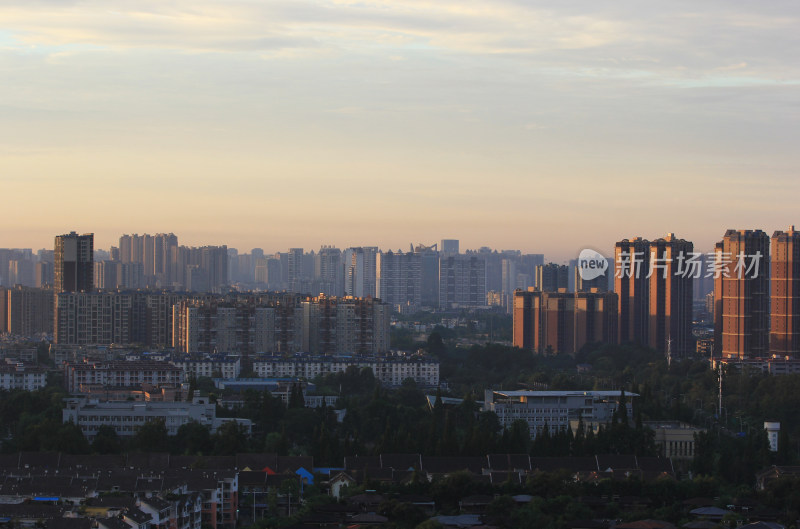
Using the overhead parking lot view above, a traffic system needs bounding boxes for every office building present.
[643,421,704,460]
[714,229,770,358]
[483,389,636,438]
[54,232,94,293]
[771,227,800,357]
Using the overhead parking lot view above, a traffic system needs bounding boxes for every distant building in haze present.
[287,248,304,293]
[439,254,486,308]
[316,246,343,296]
[535,263,568,292]
[54,232,94,293]
[440,239,459,255]
[4,285,54,337]
[414,243,440,307]
[344,247,378,298]
[376,250,422,309]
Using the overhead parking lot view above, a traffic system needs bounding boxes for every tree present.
[414,521,443,529]
[92,424,122,454]
[186,374,198,402]
[427,331,446,355]
[174,420,212,455]
[288,383,305,409]
[213,420,249,455]
[51,422,91,454]
[132,418,169,452]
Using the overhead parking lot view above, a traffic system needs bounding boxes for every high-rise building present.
[513,288,617,355]
[714,229,770,358]
[118,233,179,288]
[648,234,694,358]
[34,260,54,288]
[172,294,390,355]
[94,260,116,290]
[344,247,378,298]
[316,246,343,296]
[287,248,304,292]
[535,263,568,292]
[440,239,459,255]
[54,232,94,293]
[5,285,54,336]
[301,296,391,355]
[439,254,486,308]
[55,290,185,346]
[501,258,517,295]
[155,233,178,286]
[574,258,612,293]
[414,244,440,307]
[376,250,422,308]
[771,227,800,357]
[615,237,650,345]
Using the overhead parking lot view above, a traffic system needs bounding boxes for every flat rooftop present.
[492,390,639,398]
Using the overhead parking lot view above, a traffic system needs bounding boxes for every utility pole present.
[666,335,672,367]
[718,362,723,422]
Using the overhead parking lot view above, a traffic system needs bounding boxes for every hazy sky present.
[2,1,799,261]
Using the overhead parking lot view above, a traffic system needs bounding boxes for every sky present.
[2,1,799,261]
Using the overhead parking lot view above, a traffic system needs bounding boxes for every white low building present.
[63,396,252,438]
[252,354,439,387]
[483,389,636,438]
[0,363,47,391]
[64,360,184,392]
[170,355,241,379]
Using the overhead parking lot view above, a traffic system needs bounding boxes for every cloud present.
[1,0,796,90]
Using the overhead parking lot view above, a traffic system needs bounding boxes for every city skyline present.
[2,1,799,258]
[4,226,800,264]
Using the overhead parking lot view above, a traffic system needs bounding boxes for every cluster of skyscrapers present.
[513,228,800,361]
[100,233,228,292]
[715,228,800,359]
